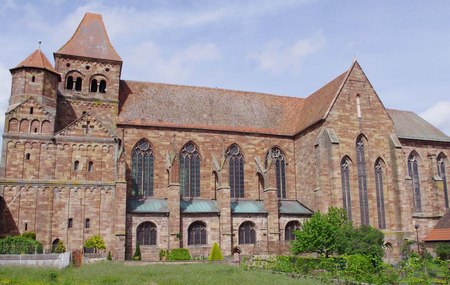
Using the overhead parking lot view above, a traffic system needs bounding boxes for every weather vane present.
[38,41,42,49]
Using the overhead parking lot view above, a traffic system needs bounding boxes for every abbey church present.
[0,13,448,261]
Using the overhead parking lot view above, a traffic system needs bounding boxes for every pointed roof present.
[6,96,55,118]
[56,13,122,62]
[11,49,58,75]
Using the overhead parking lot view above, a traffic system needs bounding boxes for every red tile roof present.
[56,13,121,62]
[117,63,354,136]
[12,49,58,74]
[424,229,450,241]
[294,69,349,133]
[424,210,450,241]
[118,80,305,136]
[117,62,362,135]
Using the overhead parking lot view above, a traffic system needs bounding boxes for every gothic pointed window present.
[374,158,386,229]
[356,136,369,225]
[136,222,157,246]
[131,139,154,196]
[266,147,286,198]
[341,156,352,221]
[408,153,421,212]
[188,221,207,245]
[285,221,300,241]
[437,154,448,208]
[239,221,256,244]
[90,79,98,92]
[99,80,106,93]
[75,77,82,91]
[66,76,74,90]
[226,144,244,198]
[180,142,200,197]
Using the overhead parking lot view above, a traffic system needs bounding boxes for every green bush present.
[84,235,106,252]
[107,251,112,260]
[21,232,36,240]
[208,242,224,261]
[435,243,450,260]
[53,240,66,253]
[159,249,168,260]
[168,248,191,261]
[335,224,384,264]
[0,236,43,254]
[133,242,141,260]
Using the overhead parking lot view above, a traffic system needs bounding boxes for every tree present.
[133,242,141,260]
[208,242,224,261]
[84,235,106,253]
[336,224,385,262]
[53,239,66,253]
[291,207,348,257]
[435,243,450,260]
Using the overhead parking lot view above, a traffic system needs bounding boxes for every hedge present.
[0,236,43,254]
[168,248,191,261]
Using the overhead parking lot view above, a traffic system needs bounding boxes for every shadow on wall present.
[0,196,20,237]
[55,92,77,132]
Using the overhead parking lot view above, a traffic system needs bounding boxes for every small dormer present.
[9,49,60,110]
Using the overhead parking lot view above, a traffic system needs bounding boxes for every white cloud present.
[123,41,221,82]
[251,31,326,73]
[47,0,312,40]
[420,101,450,135]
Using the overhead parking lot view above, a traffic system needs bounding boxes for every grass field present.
[0,262,325,285]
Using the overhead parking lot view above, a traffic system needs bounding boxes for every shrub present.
[107,251,112,260]
[291,207,348,257]
[133,242,141,260]
[335,224,385,265]
[159,249,168,260]
[53,240,66,253]
[0,236,43,254]
[208,242,224,261]
[21,232,36,240]
[435,243,450,260]
[168,248,191,261]
[84,235,106,252]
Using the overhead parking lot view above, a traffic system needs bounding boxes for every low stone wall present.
[0,252,71,268]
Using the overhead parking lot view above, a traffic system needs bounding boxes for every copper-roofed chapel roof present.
[11,49,58,75]
[118,80,305,136]
[56,13,121,62]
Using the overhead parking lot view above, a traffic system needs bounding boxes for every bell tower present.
[53,13,122,132]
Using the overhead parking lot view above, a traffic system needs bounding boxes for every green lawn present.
[0,262,325,285]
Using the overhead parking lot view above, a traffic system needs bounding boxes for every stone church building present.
[0,13,449,261]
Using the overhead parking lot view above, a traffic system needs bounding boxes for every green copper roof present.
[127,198,169,213]
[231,200,268,214]
[180,199,220,213]
[279,200,313,215]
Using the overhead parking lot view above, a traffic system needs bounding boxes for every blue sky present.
[0,0,449,134]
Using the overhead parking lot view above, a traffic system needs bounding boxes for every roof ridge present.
[121,79,303,100]
[321,60,357,120]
